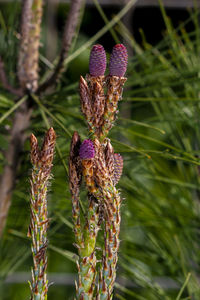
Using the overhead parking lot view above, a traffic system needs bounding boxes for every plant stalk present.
[28,128,56,300]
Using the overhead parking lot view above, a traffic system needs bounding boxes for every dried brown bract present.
[79,75,106,138]
[99,76,127,141]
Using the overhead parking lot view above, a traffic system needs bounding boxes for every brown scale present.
[99,75,127,141]
[105,139,115,180]
[93,139,111,188]
[30,134,40,166]
[80,74,106,138]
[97,201,105,226]
[79,76,93,125]
[89,76,105,134]
[40,131,56,166]
[81,159,97,194]
[35,243,47,263]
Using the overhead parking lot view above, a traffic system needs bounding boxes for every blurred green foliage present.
[1,1,200,299]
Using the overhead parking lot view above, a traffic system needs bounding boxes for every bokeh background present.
[1,0,200,299]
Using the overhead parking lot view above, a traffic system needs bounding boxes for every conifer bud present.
[89,44,106,76]
[79,139,95,159]
[109,44,128,77]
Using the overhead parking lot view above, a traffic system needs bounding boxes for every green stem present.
[77,198,99,300]
[29,129,56,300]
[97,185,121,299]
[29,164,49,300]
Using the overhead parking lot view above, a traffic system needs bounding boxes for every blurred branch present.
[46,0,59,62]
[0,0,83,237]
[0,57,23,97]
[0,100,32,237]
[38,0,85,93]
[0,0,198,8]
[0,0,44,237]
[17,0,43,92]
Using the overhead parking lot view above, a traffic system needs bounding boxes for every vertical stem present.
[93,184,121,300]
[77,197,99,300]
[102,188,121,299]
[69,133,100,299]
[75,43,127,299]
[29,128,56,300]
[18,0,43,92]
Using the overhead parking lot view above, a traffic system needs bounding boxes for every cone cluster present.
[80,44,127,142]
[69,44,128,299]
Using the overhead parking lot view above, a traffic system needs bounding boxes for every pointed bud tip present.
[79,139,95,159]
[72,131,81,143]
[30,133,37,141]
[109,44,128,77]
[30,134,38,148]
[89,44,106,76]
[46,127,56,140]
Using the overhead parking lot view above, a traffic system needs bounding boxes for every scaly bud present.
[113,153,123,185]
[40,127,56,166]
[79,139,95,159]
[109,44,128,77]
[89,44,106,77]
[30,134,40,166]
[105,140,114,178]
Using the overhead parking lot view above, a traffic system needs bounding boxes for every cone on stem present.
[80,44,107,138]
[89,44,106,77]
[109,44,128,77]
[99,44,128,141]
[71,43,127,299]
[70,136,99,299]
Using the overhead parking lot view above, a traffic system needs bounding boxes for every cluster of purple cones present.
[89,43,128,77]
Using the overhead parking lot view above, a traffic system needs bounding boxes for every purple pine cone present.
[109,44,128,77]
[79,139,95,159]
[89,44,106,76]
